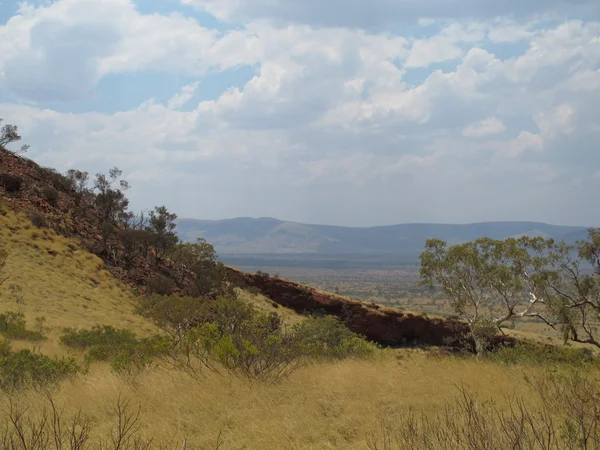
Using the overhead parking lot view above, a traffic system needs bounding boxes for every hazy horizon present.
[178,216,594,229]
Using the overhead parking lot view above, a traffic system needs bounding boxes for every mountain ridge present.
[176,217,589,259]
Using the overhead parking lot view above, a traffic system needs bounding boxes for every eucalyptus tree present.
[419,236,559,354]
[548,229,600,348]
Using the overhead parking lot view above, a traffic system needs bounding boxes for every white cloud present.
[0,0,261,102]
[462,117,506,137]
[507,131,544,156]
[167,82,200,110]
[534,104,575,136]
[0,1,599,225]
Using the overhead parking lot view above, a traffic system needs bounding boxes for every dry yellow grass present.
[5,350,556,450]
[0,209,300,353]
[238,288,306,326]
[0,210,158,355]
[1,207,597,449]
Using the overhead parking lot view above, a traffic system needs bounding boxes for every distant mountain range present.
[176,217,590,265]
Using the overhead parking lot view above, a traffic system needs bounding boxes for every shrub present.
[193,312,299,380]
[161,296,376,381]
[148,274,176,295]
[60,326,169,375]
[0,340,11,358]
[42,186,59,207]
[487,342,597,366]
[107,336,170,375]
[0,350,79,391]
[60,325,137,349]
[137,294,214,332]
[39,167,73,192]
[30,212,47,228]
[0,311,46,342]
[292,316,376,360]
[0,173,22,194]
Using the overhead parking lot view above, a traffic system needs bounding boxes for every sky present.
[0,0,599,227]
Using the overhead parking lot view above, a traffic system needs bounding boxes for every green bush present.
[292,316,376,360]
[0,340,11,358]
[60,325,138,349]
[137,294,214,331]
[164,296,376,381]
[148,274,176,295]
[39,167,73,192]
[0,350,79,391]
[0,311,46,342]
[42,186,59,207]
[60,326,169,374]
[30,212,47,228]
[107,336,169,375]
[190,315,299,381]
[487,342,598,366]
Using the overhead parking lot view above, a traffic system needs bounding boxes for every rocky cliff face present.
[227,269,516,350]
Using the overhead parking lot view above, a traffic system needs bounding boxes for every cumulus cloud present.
[462,117,506,137]
[0,0,259,102]
[0,0,599,225]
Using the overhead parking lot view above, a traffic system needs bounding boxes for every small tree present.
[0,119,29,154]
[419,237,557,354]
[170,238,218,268]
[92,167,131,225]
[65,169,90,210]
[168,238,231,296]
[546,229,600,348]
[146,206,178,264]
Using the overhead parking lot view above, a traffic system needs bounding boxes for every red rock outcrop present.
[227,269,516,350]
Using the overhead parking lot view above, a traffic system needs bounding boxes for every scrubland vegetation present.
[1,120,600,448]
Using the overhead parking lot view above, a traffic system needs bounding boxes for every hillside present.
[1,143,600,449]
[0,146,487,350]
[0,209,596,449]
[0,206,302,351]
[176,217,587,262]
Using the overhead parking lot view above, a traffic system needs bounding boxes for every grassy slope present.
[0,208,596,449]
[0,210,156,351]
[0,208,300,352]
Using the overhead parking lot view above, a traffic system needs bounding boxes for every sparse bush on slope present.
[292,315,376,361]
[0,341,79,392]
[138,293,376,381]
[487,342,598,367]
[0,310,46,342]
[60,326,170,375]
[42,185,59,207]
